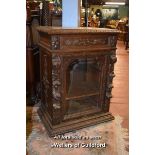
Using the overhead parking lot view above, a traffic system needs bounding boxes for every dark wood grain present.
[37,27,119,136]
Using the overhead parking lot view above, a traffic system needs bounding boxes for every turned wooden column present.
[26,1,41,104]
[41,0,51,26]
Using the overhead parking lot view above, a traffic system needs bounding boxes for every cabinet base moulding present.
[38,107,114,137]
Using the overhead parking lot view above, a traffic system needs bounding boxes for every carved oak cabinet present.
[37,26,119,137]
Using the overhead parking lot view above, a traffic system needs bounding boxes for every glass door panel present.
[65,58,102,116]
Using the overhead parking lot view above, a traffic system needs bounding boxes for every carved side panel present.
[104,51,117,112]
[52,54,62,124]
[42,55,49,107]
[108,35,118,47]
[41,53,53,113]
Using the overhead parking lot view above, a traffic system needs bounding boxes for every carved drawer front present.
[60,35,117,50]
[39,33,117,51]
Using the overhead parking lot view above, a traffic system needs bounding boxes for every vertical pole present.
[41,0,51,26]
[84,0,88,80]
[84,0,88,27]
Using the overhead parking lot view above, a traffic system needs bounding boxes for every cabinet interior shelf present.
[66,92,100,101]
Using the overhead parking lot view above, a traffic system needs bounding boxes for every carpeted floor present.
[27,105,129,155]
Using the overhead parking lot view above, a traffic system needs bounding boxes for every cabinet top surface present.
[37,26,119,35]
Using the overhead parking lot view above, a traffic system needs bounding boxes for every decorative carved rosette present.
[51,36,60,50]
[104,51,117,112]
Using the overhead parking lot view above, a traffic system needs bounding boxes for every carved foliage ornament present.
[51,36,60,50]
[64,37,108,46]
[52,54,62,109]
[104,52,117,112]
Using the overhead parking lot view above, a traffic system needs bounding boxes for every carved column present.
[104,51,117,112]
[51,54,62,124]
